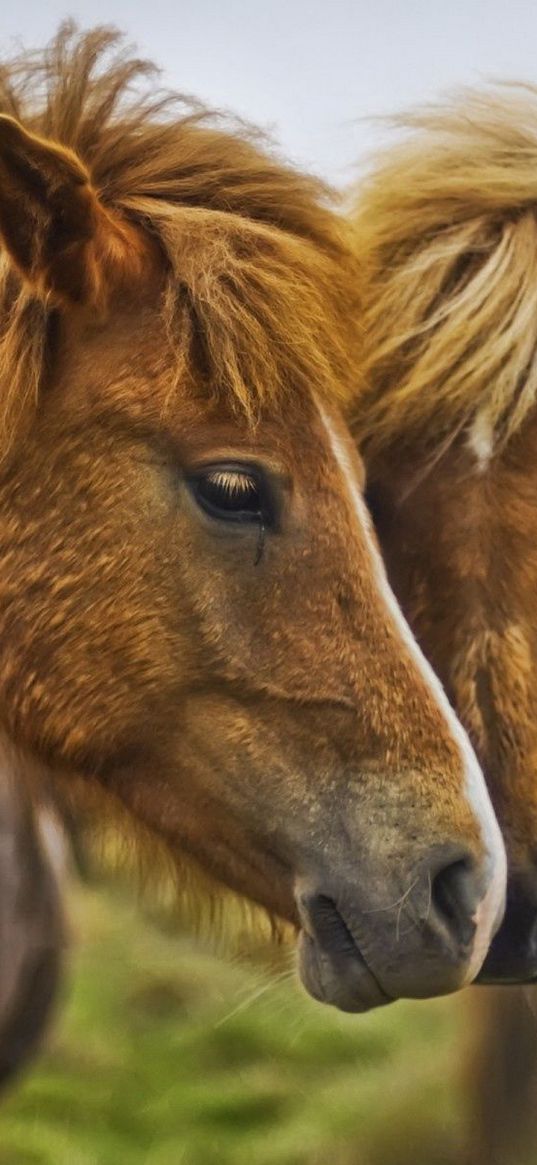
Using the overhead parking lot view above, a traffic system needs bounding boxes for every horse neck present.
[367,423,537,809]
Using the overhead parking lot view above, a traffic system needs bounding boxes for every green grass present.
[0,882,470,1165]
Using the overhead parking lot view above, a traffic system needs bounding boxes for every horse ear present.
[0,115,143,305]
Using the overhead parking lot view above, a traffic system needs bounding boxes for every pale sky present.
[3,1,537,184]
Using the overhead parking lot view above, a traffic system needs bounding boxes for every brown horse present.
[349,83,537,1160]
[0,754,63,1086]
[0,22,507,1020]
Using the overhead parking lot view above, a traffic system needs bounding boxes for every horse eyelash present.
[207,469,257,497]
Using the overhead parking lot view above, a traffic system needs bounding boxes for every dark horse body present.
[0,762,62,1086]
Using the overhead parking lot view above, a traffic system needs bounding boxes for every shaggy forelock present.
[0,21,361,447]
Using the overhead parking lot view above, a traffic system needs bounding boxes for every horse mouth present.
[296,891,391,1013]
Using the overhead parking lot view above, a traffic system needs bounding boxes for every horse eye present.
[189,464,268,524]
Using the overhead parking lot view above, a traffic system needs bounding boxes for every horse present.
[348,82,537,1162]
[0,20,506,1030]
[0,752,63,1086]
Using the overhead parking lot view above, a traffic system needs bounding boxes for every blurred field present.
[0,881,471,1165]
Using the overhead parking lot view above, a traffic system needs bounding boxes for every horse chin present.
[297,928,391,1013]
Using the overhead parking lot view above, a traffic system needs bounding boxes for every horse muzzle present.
[295,841,505,1012]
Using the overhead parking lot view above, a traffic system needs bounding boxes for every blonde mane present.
[0,22,360,448]
[349,83,537,453]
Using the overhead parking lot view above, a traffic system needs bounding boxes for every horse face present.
[0,107,506,1011]
[365,424,537,984]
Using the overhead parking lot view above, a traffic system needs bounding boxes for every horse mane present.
[349,83,537,453]
[0,22,360,448]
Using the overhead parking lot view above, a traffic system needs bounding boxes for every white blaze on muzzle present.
[317,402,507,978]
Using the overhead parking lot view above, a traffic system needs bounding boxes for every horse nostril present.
[431,856,480,951]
